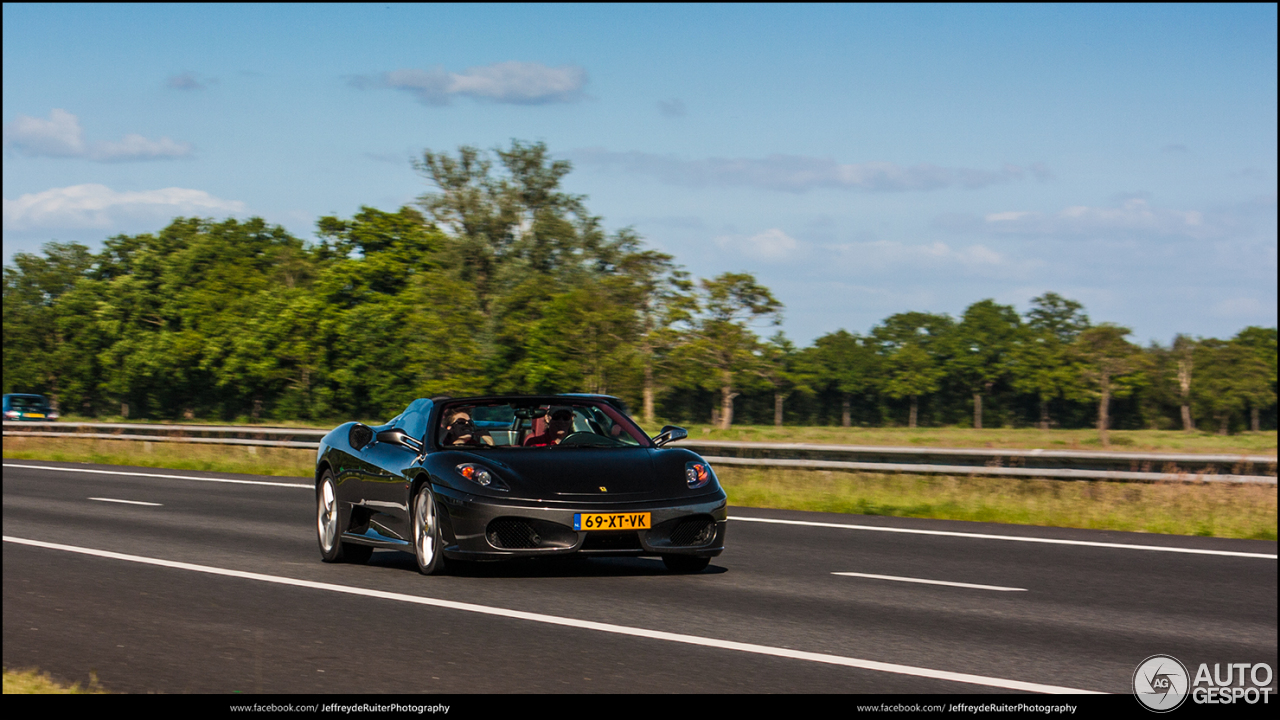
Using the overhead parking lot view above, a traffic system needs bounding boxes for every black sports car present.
[314,395,726,574]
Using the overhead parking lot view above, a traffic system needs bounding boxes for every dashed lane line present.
[833,572,1026,592]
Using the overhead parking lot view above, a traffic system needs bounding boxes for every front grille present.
[487,518,542,549]
[668,519,717,547]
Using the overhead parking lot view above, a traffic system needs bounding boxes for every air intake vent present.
[485,518,577,550]
[669,519,717,547]
[487,518,541,549]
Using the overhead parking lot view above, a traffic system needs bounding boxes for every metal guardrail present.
[696,456,1276,484]
[4,421,1276,484]
[675,440,1278,476]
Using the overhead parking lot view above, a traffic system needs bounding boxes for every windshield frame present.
[429,397,653,451]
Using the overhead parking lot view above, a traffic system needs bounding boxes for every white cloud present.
[826,240,1027,274]
[571,149,1049,193]
[715,228,801,261]
[3,109,192,162]
[984,211,1033,222]
[90,134,195,162]
[4,108,85,157]
[942,195,1277,245]
[969,198,1218,239]
[358,62,587,105]
[3,184,244,230]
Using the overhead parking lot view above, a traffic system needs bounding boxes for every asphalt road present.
[3,461,1276,695]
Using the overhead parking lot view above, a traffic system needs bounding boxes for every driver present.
[441,407,493,446]
[522,406,575,447]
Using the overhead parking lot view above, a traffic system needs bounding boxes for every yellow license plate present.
[27,413,45,418]
[575,512,650,531]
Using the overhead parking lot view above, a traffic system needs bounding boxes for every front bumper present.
[433,485,728,561]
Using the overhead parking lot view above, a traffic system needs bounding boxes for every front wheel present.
[413,484,447,575]
[317,471,372,564]
[662,555,710,573]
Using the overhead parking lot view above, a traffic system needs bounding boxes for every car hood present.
[443,447,675,498]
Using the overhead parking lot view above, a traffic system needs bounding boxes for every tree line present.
[4,141,1276,441]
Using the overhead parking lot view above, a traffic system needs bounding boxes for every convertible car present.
[315,395,726,574]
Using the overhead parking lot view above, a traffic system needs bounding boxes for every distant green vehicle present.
[2,393,57,421]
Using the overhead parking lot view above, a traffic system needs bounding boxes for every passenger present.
[522,407,575,447]
[441,407,493,446]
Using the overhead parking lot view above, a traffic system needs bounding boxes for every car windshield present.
[436,401,648,449]
[7,396,46,411]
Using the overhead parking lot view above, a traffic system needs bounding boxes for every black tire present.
[412,483,447,575]
[317,470,372,564]
[662,554,710,573]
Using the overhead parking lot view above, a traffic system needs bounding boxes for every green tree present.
[521,278,640,396]
[881,341,944,428]
[1193,338,1272,434]
[870,312,953,427]
[949,299,1021,429]
[615,242,696,424]
[310,207,492,417]
[414,141,658,399]
[84,217,315,419]
[1231,326,1277,431]
[2,242,96,410]
[808,329,876,427]
[1009,294,1089,429]
[1072,325,1146,446]
[414,141,595,312]
[676,272,783,429]
[761,332,816,427]
[1024,292,1090,344]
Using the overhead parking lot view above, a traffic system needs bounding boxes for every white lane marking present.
[2,535,1097,694]
[3,463,309,488]
[833,572,1026,592]
[733,516,1278,559]
[8,463,1275,560]
[88,497,162,507]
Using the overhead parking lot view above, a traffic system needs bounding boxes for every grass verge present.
[716,466,1277,541]
[3,436,315,477]
[2,667,107,694]
[4,436,1276,540]
[680,424,1278,455]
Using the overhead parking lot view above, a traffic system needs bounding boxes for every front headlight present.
[456,463,507,491]
[685,461,715,489]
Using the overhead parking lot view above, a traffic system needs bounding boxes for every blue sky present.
[3,3,1276,346]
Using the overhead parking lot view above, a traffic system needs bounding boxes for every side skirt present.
[341,528,411,548]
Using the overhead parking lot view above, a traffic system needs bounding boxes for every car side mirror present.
[652,425,688,447]
[377,428,424,453]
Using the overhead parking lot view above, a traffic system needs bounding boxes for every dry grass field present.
[2,667,107,694]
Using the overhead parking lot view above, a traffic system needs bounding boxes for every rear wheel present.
[662,555,710,573]
[413,484,447,575]
[317,471,372,564]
